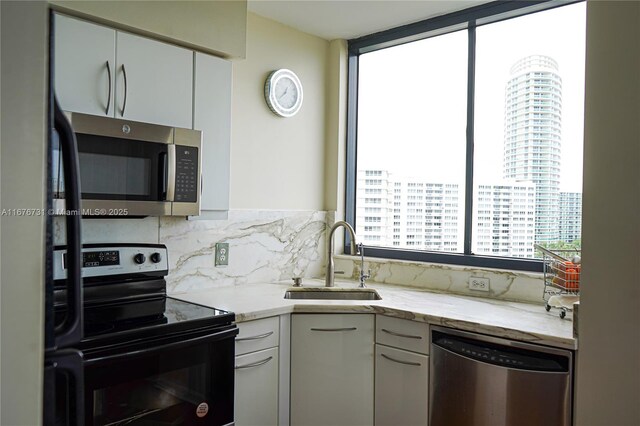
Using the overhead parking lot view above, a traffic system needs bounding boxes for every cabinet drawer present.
[236,316,279,356]
[235,347,279,426]
[375,344,429,426]
[376,315,429,355]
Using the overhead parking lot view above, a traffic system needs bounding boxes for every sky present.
[357,2,586,193]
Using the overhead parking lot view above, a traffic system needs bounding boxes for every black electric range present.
[53,243,237,426]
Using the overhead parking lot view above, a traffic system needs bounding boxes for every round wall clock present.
[264,69,303,118]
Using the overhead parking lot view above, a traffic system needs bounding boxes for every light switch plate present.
[215,242,229,266]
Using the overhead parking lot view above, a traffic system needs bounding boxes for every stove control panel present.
[54,244,168,281]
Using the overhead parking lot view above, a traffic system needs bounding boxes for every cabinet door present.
[194,53,231,212]
[235,347,279,426]
[291,314,374,426]
[54,14,115,117]
[116,32,193,128]
[375,344,429,426]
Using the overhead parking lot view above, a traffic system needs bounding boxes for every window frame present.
[344,0,583,272]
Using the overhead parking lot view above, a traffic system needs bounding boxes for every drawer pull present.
[381,328,423,340]
[235,356,273,370]
[236,331,274,342]
[381,353,422,367]
[310,327,357,332]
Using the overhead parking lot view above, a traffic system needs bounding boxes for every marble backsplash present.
[334,254,545,304]
[54,211,546,304]
[160,210,327,293]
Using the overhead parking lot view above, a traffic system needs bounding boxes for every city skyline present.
[358,2,586,193]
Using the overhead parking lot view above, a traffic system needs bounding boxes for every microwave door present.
[75,135,172,216]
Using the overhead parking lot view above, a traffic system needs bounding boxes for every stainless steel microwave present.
[53,112,201,216]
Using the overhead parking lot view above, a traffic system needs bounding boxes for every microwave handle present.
[53,96,84,349]
[166,145,176,202]
[159,152,168,200]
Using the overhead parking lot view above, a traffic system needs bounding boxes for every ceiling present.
[247,0,491,40]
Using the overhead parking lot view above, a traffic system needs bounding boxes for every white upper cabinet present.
[54,14,115,117]
[116,32,193,128]
[54,13,193,129]
[194,53,232,212]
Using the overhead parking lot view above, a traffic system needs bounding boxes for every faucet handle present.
[359,268,371,288]
[292,277,302,287]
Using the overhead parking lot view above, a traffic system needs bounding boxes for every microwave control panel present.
[175,145,198,202]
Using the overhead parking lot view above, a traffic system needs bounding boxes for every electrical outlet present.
[215,243,229,266]
[469,276,490,292]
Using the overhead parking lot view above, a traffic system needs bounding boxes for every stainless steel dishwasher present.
[430,326,572,426]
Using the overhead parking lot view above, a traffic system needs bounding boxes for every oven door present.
[83,325,237,426]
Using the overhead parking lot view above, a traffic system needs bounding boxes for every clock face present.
[275,77,299,110]
[265,69,303,117]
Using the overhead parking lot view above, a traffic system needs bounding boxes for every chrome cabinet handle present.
[105,61,111,115]
[121,64,128,116]
[236,331,274,342]
[235,356,273,370]
[381,328,422,340]
[381,353,421,366]
[310,327,357,332]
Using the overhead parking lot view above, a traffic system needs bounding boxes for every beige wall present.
[51,0,247,58]
[575,1,640,425]
[230,13,329,210]
[0,2,48,424]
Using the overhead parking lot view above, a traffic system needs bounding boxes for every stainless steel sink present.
[284,287,382,301]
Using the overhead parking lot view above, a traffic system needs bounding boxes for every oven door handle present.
[86,327,238,365]
[53,95,83,349]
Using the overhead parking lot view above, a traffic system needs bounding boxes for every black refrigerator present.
[43,11,85,425]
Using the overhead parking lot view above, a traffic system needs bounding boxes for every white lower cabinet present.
[375,344,429,426]
[291,314,374,426]
[235,347,279,426]
[234,316,284,426]
[375,315,430,426]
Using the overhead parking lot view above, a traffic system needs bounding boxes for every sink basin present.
[284,287,382,301]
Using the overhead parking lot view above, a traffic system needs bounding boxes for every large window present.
[347,1,586,271]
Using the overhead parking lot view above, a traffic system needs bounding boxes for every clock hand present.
[278,86,289,100]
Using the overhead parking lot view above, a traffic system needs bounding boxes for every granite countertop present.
[171,279,576,350]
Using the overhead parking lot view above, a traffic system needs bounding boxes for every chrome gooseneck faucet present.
[325,221,358,287]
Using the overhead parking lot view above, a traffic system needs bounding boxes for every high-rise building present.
[559,191,582,243]
[503,55,563,243]
[473,182,536,258]
[357,170,538,257]
[355,170,462,252]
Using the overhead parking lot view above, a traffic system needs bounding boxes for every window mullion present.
[464,25,476,255]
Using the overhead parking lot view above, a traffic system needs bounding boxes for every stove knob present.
[150,252,162,263]
[133,253,146,264]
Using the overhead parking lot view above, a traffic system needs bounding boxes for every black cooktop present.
[56,296,235,350]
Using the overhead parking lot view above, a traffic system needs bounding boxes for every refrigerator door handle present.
[53,96,83,349]
[48,349,85,425]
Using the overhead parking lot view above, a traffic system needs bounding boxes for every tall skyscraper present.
[503,55,562,243]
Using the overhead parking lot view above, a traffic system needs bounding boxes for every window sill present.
[333,253,544,304]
